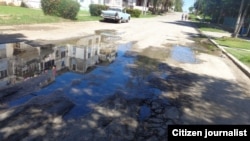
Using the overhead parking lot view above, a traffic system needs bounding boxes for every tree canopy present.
[193,0,250,37]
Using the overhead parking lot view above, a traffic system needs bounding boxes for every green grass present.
[76,10,102,21]
[225,48,250,67]
[0,6,101,25]
[0,6,157,25]
[199,27,226,33]
[215,37,250,50]
[0,6,69,25]
[188,13,201,22]
[197,23,227,33]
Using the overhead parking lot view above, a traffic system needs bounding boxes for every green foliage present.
[57,0,80,20]
[41,0,60,16]
[20,2,29,8]
[89,4,108,16]
[126,9,141,18]
[174,0,183,12]
[41,0,80,20]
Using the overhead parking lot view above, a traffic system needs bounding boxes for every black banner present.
[168,125,250,140]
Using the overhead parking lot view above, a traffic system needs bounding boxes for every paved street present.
[1,12,250,140]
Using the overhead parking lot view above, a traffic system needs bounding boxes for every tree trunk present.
[238,4,250,36]
[232,0,245,38]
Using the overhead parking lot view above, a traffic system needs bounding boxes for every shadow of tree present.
[0,33,27,43]
[161,21,198,29]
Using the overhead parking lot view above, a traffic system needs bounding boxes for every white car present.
[101,7,131,23]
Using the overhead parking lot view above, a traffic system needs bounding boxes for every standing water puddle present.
[171,45,196,63]
[2,30,165,120]
[138,104,151,121]
[8,42,135,119]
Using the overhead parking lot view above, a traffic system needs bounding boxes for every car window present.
[108,8,122,12]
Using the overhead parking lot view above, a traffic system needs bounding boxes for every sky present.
[182,0,195,13]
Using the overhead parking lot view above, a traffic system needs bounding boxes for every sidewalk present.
[200,30,250,79]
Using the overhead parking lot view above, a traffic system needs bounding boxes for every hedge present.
[126,9,141,18]
[41,0,80,20]
[89,4,108,16]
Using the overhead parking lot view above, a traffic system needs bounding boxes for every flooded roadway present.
[2,39,199,120]
[7,42,135,119]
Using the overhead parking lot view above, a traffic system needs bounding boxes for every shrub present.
[41,0,60,16]
[126,9,141,18]
[20,1,29,8]
[41,0,80,20]
[89,4,108,16]
[57,0,80,20]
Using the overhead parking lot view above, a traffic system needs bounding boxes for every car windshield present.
[108,8,122,12]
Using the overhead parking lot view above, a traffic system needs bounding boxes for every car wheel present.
[126,17,130,23]
[118,18,122,24]
[127,18,130,23]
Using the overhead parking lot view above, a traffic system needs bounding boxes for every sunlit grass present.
[215,37,250,50]
[76,10,102,21]
[0,6,101,25]
[225,48,250,67]
[0,6,69,25]
[197,23,227,33]
[0,5,157,25]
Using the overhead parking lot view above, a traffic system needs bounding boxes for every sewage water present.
[171,45,196,63]
[2,30,165,119]
[8,43,135,119]
[138,105,151,121]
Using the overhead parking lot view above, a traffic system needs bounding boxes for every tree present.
[193,0,250,36]
[174,0,183,12]
[189,7,194,13]
[232,0,250,38]
[149,0,175,14]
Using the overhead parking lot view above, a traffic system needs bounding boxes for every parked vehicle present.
[101,7,131,23]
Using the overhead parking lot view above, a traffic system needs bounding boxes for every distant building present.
[1,0,148,11]
[0,33,119,87]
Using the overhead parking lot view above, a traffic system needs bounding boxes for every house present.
[2,0,148,11]
[0,42,43,86]
[0,33,104,87]
[0,44,11,87]
[68,34,100,73]
[2,0,22,6]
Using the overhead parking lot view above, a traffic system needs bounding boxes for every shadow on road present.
[0,46,250,140]
[161,20,197,28]
[0,33,27,44]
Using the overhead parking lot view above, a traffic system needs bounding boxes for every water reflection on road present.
[9,42,134,119]
[8,44,198,119]
[64,43,134,119]
[171,45,196,63]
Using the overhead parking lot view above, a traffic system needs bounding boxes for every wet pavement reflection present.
[8,42,134,119]
[171,45,196,63]
[1,33,198,120]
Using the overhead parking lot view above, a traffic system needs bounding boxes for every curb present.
[196,28,250,79]
[209,38,250,79]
